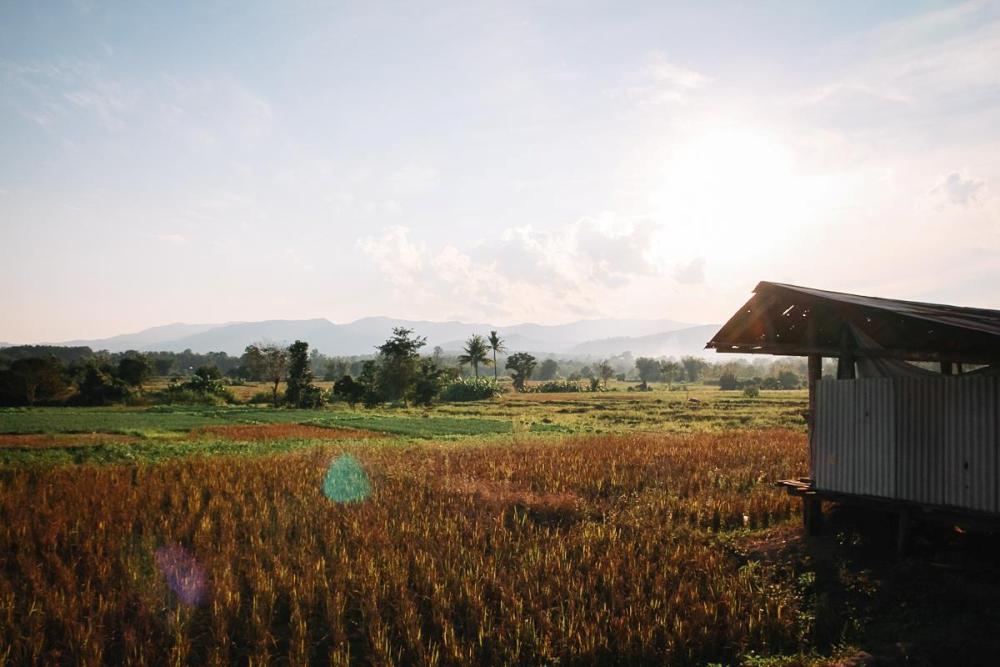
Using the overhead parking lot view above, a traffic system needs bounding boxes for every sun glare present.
[650,123,808,261]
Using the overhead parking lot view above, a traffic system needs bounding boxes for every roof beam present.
[706,342,1000,365]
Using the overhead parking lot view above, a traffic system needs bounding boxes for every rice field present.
[0,429,809,665]
[10,388,961,665]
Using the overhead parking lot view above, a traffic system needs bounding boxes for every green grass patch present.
[0,435,393,467]
[0,406,513,439]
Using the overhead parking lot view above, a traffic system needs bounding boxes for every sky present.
[1,0,999,342]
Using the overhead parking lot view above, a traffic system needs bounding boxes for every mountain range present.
[16,318,722,359]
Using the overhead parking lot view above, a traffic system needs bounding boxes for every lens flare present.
[154,544,207,606]
[323,454,371,503]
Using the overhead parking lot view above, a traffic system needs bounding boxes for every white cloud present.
[63,78,137,130]
[791,2,1000,136]
[932,172,986,206]
[358,217,663,321]
[357,225,427,287]
[672,257,706,285]
[618,51,710,106]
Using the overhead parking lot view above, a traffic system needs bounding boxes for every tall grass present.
[0,430,807,665]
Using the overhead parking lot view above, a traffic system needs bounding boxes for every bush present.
[154,387,232,406]
[411,359,448,406]
[331,375,366,408]
[777,370,801,389]
[440,378,502,402]
[531,380,586,393]
[298,384,326,408]
[246,391,275,405]
[71,363,132,406]
[719,372,739,390]
[743,384,760,398]
[155,366,235,405]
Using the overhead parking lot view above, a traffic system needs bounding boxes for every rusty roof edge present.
[758,281,1000,320]
[705,281,1000,356]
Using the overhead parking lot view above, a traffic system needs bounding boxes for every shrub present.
[331,375,365,408]
[719,372,739,390]
[743,384,760,398]
[411,359,448,406]
[71,363,132,406]
[298,384,326,408]
[532,380,586,393]
[154,387,232,406]
[155,366,235,405]
[777,370,801,389]
[246,391,275,404]
[440,378,503,402]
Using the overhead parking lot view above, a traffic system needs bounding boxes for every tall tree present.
[660,360,682,388]
[597,359,615,388]
[285,340,317,407]
[74,361,130,406]
[2,357,68,406]
[375,327,427,403]
[411,358,447,406]
[680,356,707,383]
[458,335,490,378]
[244,343,289,406]
[152,357,174,377]
[486,331,505,381]
[635,357,662,390]
[505,352,537,391]
[538,358,559,381]
[117,353,153,393]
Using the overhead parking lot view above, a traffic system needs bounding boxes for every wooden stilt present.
[804,496,823,536]
[807,354,822,480]
[897,508,911,556]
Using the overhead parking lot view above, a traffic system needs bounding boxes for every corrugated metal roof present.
[707,282,1000,363]
[761,282,1000,337]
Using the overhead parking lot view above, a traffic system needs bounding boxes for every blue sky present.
[2,1,998,341]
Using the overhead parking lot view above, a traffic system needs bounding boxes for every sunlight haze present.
[2,0,998,342]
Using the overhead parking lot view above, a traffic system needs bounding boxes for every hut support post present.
[836,354,856,379]
[804,355,824,535]
[807,354,822,466]
[897,508,911,556]
[804,496,823,535]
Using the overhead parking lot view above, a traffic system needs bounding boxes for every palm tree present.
[458,335,490,378]
[487,330,506,381]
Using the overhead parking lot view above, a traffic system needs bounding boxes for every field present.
[2,388,999,665]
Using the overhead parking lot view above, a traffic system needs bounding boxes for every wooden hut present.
[706,281,1000,548]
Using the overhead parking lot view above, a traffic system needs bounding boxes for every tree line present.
[0,332,808,407]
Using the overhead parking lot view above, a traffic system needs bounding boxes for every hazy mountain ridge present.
[17,317,719,358]
[566,325,721,358]
[58,322,226,350]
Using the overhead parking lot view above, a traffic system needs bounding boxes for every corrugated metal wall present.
[814,378,895,497]
[815,376,1000,513]
[943,376,997,512]
[895,378,945,506]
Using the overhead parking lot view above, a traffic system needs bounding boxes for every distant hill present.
[59,322,223,351]
[38,317,718,358]
[566,325,721,358]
